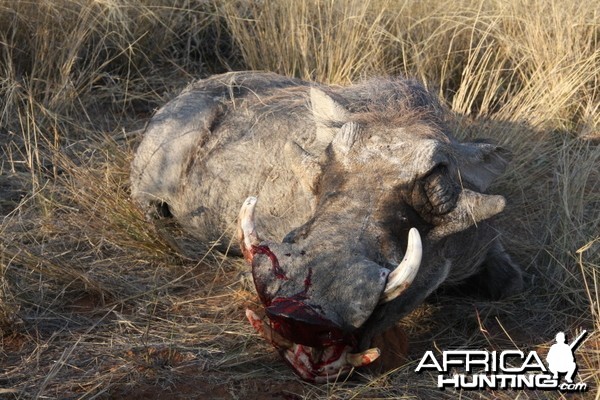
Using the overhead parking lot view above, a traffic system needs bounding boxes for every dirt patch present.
[107,371,308,400]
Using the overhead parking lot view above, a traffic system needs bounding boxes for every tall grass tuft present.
[220,0,402,83]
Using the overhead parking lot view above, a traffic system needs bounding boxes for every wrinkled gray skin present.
[131,71,523,350]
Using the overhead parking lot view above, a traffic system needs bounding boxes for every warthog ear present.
[310,87,351,146]
[430,189,506,239]
[310,87,350,123]
[457,141,511,191]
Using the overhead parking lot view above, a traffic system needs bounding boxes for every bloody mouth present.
[245,308,379,383]
[246,243,379,382]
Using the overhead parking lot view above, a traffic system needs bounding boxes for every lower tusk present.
[245,309,293,350]
[346,347,381,367]
[380,227,422,303]
[237,196,261,258]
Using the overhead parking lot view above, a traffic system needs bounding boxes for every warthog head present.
[234,84,520,382]
[130,72,522,382]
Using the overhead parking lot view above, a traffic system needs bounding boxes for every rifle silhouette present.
[569,330,588,351]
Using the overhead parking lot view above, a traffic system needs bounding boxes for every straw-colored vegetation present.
[0,0,598,398]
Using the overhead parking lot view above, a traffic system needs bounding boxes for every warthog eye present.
[423,164,459,216]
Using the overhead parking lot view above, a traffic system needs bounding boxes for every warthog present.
[131,71,523,382]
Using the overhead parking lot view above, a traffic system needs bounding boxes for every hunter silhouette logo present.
[415,330,589,392]
[546,330,587,384]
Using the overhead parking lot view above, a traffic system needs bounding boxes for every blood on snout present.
[251,245,288,280]
[266,297,352,348]
[251,244,354,348]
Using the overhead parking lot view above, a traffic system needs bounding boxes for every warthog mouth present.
[243,242,379,382]
[246,308,379,383]
[238,197,422,382]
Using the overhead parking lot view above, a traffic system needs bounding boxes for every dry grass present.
[0,0,598,398]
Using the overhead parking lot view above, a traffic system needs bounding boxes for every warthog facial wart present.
[131,71,523,382]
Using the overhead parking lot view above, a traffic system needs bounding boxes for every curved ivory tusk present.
[380,228,422,304]
[245,309,293,350]
[238,196,261,250]
[346,347,381,367]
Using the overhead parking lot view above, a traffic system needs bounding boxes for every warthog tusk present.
[346,347,381,367]
[245,309,293,350]
[380,227,422,303]
[238,196,261,252]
